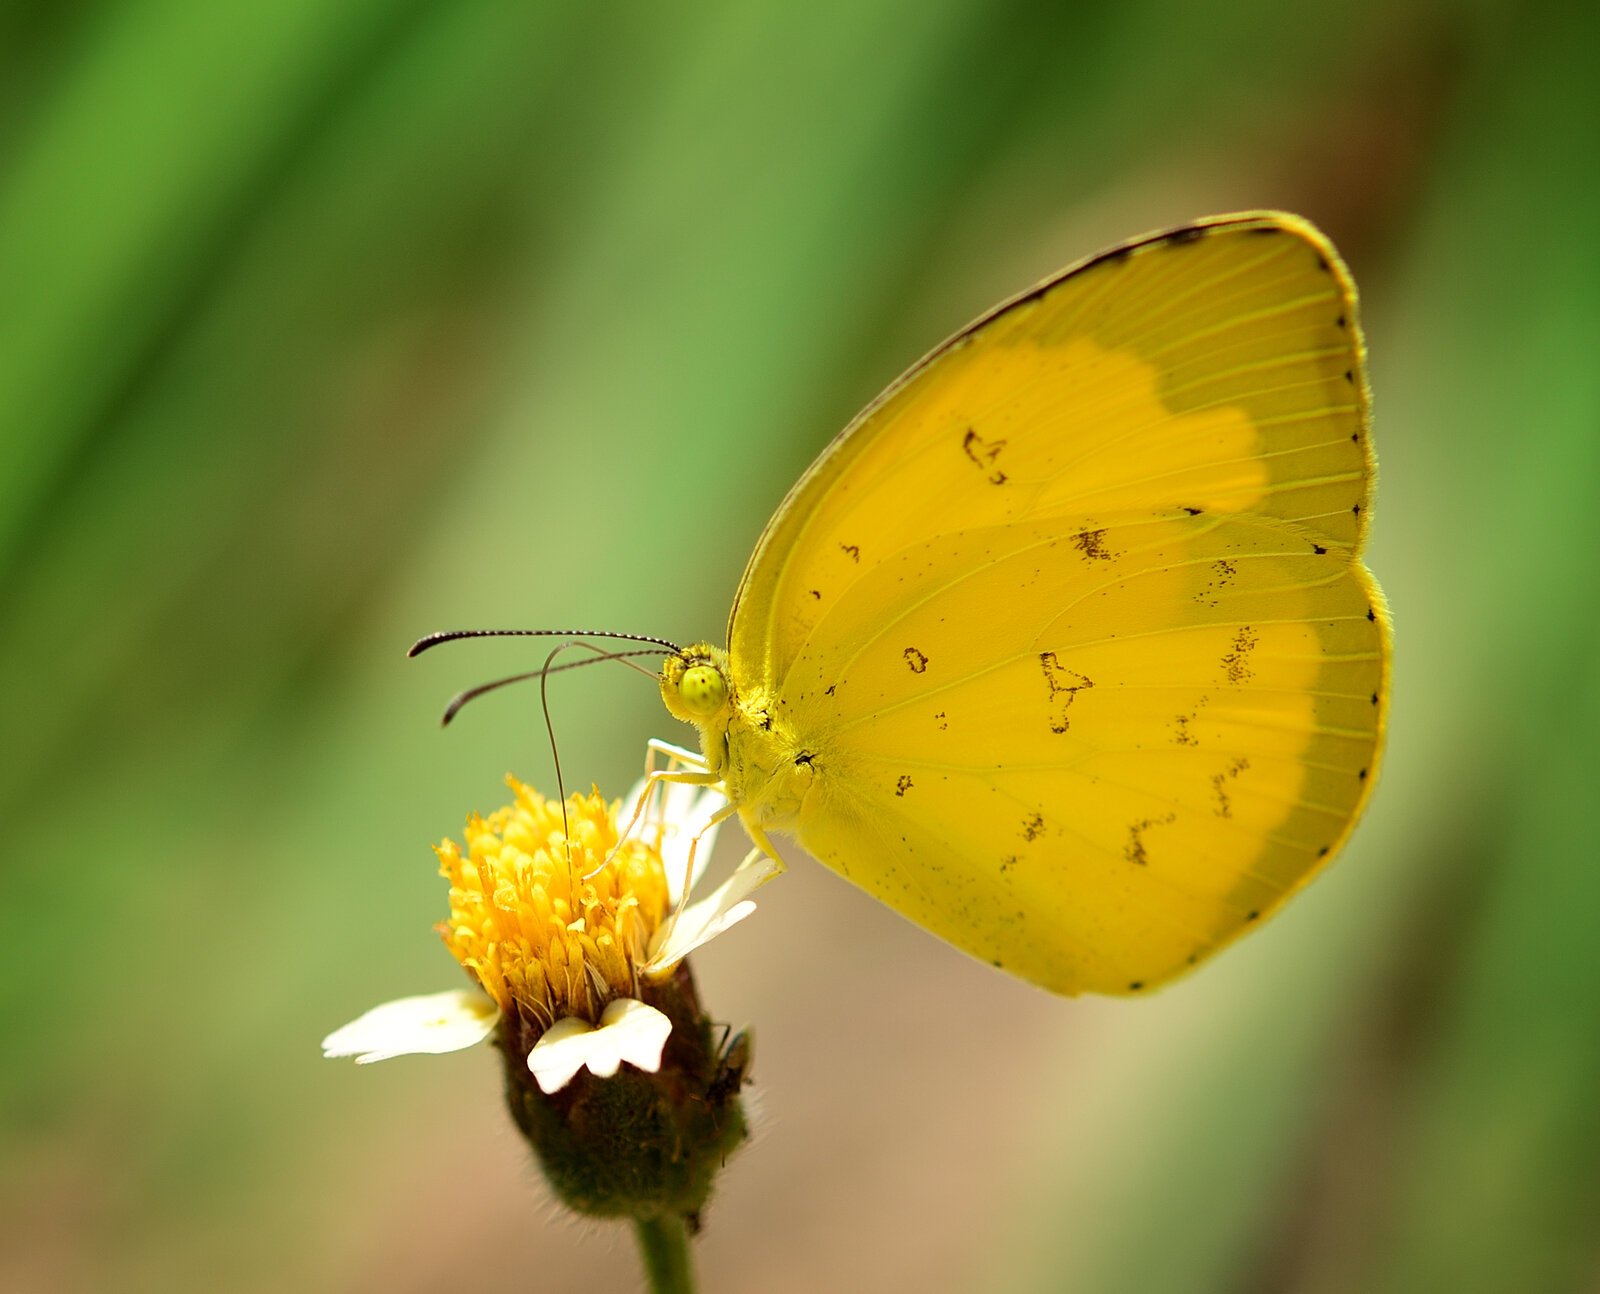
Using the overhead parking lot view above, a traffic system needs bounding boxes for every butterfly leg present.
[646,737,709,772]
[584,761,726,882]
[604,737,723,864]
[738,821,788,882]
[667,799,743,905]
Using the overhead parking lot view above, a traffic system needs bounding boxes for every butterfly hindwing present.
[788,508,1382,993]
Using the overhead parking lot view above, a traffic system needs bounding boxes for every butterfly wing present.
[726,212,1388,995]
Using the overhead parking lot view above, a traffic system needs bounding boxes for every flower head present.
[323,766,754,1092]
[437,776,671,1029]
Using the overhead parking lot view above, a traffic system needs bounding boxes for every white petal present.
[321,988,499,1065]
[644,852,773,972]
[659,781,733,903]
[525,1017,597,1093]
[526,999,673,1095]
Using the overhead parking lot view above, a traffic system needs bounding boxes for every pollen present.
[435,777,671,1029]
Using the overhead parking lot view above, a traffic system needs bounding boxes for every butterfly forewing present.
[725,213,1388,995]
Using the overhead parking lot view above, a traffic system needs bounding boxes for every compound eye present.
[678,664,728,717]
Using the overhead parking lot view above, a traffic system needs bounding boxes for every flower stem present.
[634,1213,695,1294]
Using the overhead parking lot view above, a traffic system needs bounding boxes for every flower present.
[323,765,765,1092]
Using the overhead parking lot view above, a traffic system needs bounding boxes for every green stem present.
[634,1213,696,1294]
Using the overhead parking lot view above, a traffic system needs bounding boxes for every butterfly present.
[651,212,1389,997]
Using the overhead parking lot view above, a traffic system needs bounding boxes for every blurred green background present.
[3,1,1597,1291]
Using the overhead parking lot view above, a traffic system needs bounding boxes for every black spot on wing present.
[1210,757,1250,819]
[903,646,929,673]
[895,774,913,797]
[1124,813,1177,866]
[1074,528,1113,561]
[1194,559,1237,608]
[961,428,1009,485]
[1039,651,1094,733]
[1220,627,1258,684]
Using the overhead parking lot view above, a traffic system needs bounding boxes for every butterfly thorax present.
[660,643,814,832]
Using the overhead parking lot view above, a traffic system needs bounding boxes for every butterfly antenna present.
[438,647,661,726]
[410,628,681,658]
[537,641,575,877]
[413,631,680,879]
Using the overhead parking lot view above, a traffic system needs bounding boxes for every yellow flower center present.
[435,777,670,1027]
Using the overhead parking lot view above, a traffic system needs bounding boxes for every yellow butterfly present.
[654,212,1389,997]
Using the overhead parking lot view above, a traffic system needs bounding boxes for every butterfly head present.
[660,643,733,726]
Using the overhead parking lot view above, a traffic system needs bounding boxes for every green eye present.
[679,665,728,717]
